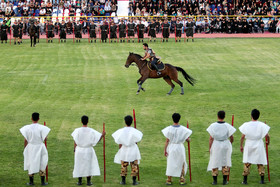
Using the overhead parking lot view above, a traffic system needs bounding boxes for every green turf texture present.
[0,38,279,187]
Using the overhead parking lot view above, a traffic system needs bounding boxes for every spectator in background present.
[99,8,105,16]
[100,0,105,6]
[276,18,280,33]
[104,1,111,15]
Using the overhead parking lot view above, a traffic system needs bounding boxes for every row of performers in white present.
[19,109,270,186]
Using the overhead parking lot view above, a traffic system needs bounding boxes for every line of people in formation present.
[1,17,195,44]
[20,109,270,186]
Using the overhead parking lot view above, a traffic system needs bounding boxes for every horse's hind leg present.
[163,76,175,95]
[170,74,184,95]
[30,37,32,47]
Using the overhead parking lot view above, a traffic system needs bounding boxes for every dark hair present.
[81,115,89,125]
[251,109,260,120]
[32,112,40,121]
[172,113,181,123]
[217,110,225,120]
[124,115,133,126]
[143,43,148,47]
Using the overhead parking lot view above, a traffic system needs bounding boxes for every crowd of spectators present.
[0,0,118,17]
[128,0,280,17]
[194,16,280,33]
[0,0,280,18]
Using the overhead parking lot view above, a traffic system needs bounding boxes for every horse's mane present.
[131,53,142,59]
[130,53,147,62]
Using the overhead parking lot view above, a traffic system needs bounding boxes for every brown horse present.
[125,53,196,95]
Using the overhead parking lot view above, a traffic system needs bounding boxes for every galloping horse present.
[28,24,36,47]
[125,53,196,95]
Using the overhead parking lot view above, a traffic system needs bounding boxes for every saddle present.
[147,60,165,71]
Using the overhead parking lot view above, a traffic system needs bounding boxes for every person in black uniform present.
[127,18,135,43]
[59,20,67,43]
[35,21,40,43]
[237,19,243,33]
[242,18,248,33]
[148,19,156,42]
[226,18,232,34]
[88,20,97,43]
[100,21,108,43]
[232,17,237,33]
[12,20,20,45]
[47,20,55,43]
[175,18,183,42]
[18,20,23,43]
[155,18,160,34]
[54,19,60,35]
[248,19,253,33]
[185,17,194,42]
[0,20,8,44]
[162,19,170,42]
[221,18,226,33]
[258,18,264,33]
[118,19,126,43]
[110,21,117,43]
[74,20,82,43]
[137,19,145,43]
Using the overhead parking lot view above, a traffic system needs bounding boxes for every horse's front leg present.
[137,78,145,92]
[30,37,32,47]
[136,76,148,95]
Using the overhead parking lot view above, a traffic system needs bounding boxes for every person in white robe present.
[72,115,106,186]
[207,110,236,185]
[112,115,143,185]
[239,109,270,184]
[19,112,50,186]
[162,113,192,185]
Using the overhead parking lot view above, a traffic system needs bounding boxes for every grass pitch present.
[0,38,279,187]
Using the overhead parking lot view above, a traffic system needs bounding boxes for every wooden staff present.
[88,28,90,43]
[187,121,192,182]
[10,26,12,45]
[72,26,74,43]
[133,109,140,181]
[228,115,234,181]
[103,122,106,182]
[175,25,177,42]
[161,25,163,42]
[44,121,49,182]
[126,23,128,43]
[265,121,270,181]
[137,25,139,43]
[109,24,111,43]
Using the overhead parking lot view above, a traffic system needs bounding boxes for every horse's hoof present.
[180,93,184,95]
[141,88,145,92]
[136,92,139,95]
[166,93,171,96]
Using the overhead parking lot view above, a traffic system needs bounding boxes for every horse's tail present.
[175,66,196,86]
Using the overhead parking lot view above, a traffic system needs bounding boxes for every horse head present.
[125,52,135,68]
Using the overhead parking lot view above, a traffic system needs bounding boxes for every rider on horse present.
[29,15,36,29]
[141,43,161,75]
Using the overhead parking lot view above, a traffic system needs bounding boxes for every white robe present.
[239,121,270,165]
[19,123,51,175]
[207,122,236,171]
[162,125,192,177]
[112,127,143,164]
[71,127,102,178]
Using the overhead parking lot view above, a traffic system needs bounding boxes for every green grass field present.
[0,38,279,187]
